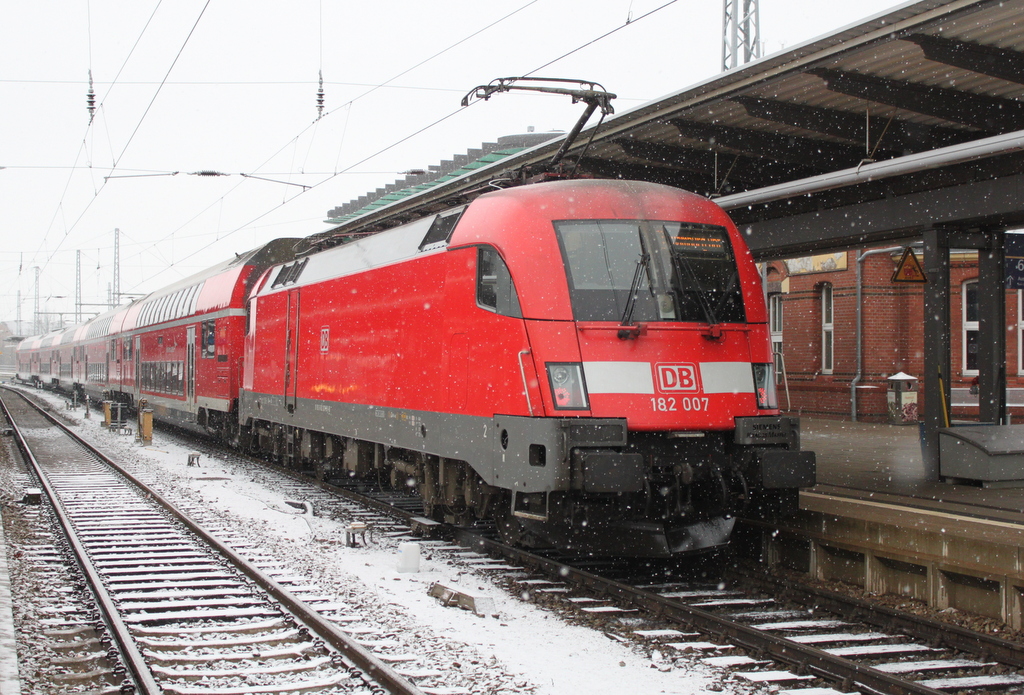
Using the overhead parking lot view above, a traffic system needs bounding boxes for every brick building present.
[766,246,1024,423]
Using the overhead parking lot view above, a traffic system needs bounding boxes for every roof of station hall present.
[323,132,563,225]
[315,0,1024,251]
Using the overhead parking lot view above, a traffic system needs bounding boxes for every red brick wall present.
[769,248,1023,423]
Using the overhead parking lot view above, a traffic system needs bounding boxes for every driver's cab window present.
[476,247,521,318]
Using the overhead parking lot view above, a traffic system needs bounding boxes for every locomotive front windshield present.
[554,220,745,323]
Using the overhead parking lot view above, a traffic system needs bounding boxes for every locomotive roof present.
[257,215,438,296]
[260,179,737,298]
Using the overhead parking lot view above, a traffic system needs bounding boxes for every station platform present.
[778,418,1024,628]
[800,417,1024,527]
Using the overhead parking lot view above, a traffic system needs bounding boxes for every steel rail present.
[13,388,984,695]
[452,529,949,695]
[193,429,956,695]
[732,563,1024,669]
[1,387,426,695]
[0,391,162,695]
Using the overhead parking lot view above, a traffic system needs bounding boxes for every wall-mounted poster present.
[785,252,848,275]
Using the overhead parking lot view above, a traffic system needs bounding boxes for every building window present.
[1018,291,1023,376]
[821,283,833,374]
[769,293,784,379]
[963,279,978,375]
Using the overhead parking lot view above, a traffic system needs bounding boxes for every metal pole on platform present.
[922,228,950,479]
[977,229,1007,425]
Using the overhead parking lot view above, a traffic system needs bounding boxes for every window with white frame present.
[769,293,784,378]
[1018,291,1023,376]
[963,279,978,375]
[821,283,834,374]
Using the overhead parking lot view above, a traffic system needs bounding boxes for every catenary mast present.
[722,0,761,70]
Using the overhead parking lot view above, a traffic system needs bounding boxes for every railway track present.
[8,385,1024,695]
[181,432,1024,695]
[220,443,1024,695]
[0,387,427,695]
[431,536,1024,695]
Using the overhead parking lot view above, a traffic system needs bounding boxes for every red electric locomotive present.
[241,179,814,557]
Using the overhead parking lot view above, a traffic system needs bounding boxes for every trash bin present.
[886,372,918,425]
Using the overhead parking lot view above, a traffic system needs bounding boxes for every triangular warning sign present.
[891,247,927,283]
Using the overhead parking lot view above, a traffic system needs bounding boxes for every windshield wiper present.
[669,245,720,330]
[618,252,650,340]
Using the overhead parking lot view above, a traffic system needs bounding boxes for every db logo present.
[656,363,699,392]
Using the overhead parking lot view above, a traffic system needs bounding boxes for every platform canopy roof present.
[317,0,1024,259]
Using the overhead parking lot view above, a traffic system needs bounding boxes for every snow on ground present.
[13,386,745,695]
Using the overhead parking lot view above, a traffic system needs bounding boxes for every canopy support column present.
[922,228,950,479]
[977,229,1007,425]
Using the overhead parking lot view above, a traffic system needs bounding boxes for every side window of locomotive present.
[476,247,522,318]
[201,320,216,358]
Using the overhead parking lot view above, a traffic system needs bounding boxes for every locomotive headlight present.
[752,363,778,410]
[546,363,589,410]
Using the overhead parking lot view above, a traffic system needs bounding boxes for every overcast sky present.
[1,0,910,332]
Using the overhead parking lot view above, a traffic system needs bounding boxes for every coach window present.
[963,279,979,375]
[123,337,132,361]
[476,247,521,318]
[202,320,216,358]
[171,290,186,319]
[821,283,834,375]
[186,284,200,313]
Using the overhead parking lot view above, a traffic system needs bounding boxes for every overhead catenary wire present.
[11,0,682,317]
[110,0,212,169]
[23,0,167,278]
[135,0,687,289]
[114,0,547,290]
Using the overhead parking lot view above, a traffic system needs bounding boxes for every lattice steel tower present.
[722,0,761,71]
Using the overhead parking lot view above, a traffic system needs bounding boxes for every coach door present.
[284,289,300,413]
[133,336,141,401]
[186,325,197,411]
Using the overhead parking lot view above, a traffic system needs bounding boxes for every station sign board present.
[1007,233,1024,290]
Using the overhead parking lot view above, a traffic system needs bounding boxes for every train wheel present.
[493,494,524,546]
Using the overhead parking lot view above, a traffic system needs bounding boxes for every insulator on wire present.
[316,70,325,119]
[87,69,96,124]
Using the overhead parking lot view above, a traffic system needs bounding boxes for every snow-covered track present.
[0,386,426,695]
[443,531,1024,695]
[185,431,1024,695]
